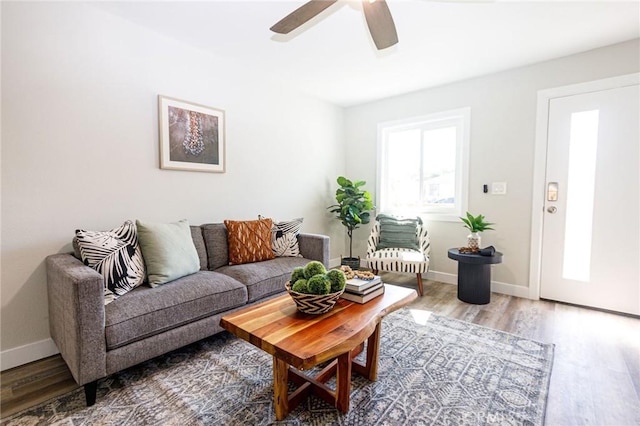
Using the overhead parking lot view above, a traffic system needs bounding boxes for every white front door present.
[539,82,639,315]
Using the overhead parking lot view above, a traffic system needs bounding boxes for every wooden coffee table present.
[220,284,417,420]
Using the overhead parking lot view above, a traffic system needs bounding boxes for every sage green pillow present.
[136,219,200,287]
[376,214,421,251]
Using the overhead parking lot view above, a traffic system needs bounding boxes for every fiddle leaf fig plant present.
[328,176,374,260]
[460,212,495,233]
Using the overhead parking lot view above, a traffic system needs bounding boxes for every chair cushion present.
[368,248,429,274]
[376,214,422,250]
[216,256,308,302]
[104,271,247,350]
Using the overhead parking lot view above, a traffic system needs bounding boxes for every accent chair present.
[365,215,430,296]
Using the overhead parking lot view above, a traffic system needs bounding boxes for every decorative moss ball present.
[292,279,309,294]
[290,267,306,284]
[303,261,327,279]
[326,269,347,293]
[307,274,331,295]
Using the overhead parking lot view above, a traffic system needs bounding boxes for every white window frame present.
[376,107,470,222]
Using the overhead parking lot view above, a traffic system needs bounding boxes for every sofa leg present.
[416,274,424,297]
[84,381,98,406]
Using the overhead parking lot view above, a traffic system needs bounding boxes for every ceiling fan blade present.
[270,0,339,34]
[362,0,398,50]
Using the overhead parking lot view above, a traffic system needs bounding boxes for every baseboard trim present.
[491,280,531,299]
[1,338,59,371]
[330,263,531,299]
[426,270,456,285]
[426,270,531,299]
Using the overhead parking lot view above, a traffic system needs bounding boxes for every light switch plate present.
[492,182,507,195]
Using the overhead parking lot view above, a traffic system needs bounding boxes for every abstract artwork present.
[158,96,225,172]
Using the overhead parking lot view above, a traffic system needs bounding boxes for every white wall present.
[0,2,346,367]
[344,39,640,294]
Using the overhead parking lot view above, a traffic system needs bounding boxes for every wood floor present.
[2,276,639,424]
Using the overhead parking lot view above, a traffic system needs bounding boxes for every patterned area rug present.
[2,309,554,425]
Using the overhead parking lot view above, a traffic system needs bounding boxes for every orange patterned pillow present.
[224,218,276,265]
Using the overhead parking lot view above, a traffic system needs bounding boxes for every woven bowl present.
[285,281,344,315]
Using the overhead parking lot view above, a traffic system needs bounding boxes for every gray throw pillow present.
[136,219,200,287]
[376,214,422,251]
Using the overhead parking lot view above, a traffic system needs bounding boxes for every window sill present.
[420,213,462,223]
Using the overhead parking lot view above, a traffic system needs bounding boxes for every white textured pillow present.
[75,220,146,305]
[261,217,303,257]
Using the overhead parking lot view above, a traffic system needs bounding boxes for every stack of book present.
[341,275,384,303]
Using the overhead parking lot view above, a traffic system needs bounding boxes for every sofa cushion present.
[217,256,308,302]
[202,223,229,271]
[104,271,247,350]
[136,219,200,287]
[75,220,146,305]
[190,226,208,271]
[224,218,275,265]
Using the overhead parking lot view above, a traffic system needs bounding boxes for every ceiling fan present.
[270,0,398,50]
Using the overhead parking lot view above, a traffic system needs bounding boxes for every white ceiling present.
[95,1,640,107]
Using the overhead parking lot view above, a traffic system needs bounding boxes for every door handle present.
[547,206,557,214]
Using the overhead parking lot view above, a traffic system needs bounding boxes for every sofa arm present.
[297,233,330,268]
[46,254,106,386]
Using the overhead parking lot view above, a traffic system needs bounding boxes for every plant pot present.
[467,232,481,250]
[340,256,361,270]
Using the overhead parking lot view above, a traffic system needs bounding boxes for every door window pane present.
[562,110,599,282]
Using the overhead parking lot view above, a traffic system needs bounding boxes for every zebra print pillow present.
[75,220,146,305]
[261,217,304,257]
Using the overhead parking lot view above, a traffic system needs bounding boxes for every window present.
[562,110,599,282]
[377,108,470,221]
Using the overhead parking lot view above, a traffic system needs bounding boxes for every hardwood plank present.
[1,355,78,418]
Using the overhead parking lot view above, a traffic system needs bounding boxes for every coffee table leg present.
[336,351,352,413]
[365,323,381,380]
[273,356,289,420]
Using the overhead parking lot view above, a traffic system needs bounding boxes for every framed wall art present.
[158,95,226,173]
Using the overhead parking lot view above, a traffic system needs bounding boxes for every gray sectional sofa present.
[46,223,329,406]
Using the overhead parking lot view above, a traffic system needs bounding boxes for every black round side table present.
[447,248,503,304]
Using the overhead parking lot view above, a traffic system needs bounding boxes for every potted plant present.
[460,212,494,250]
[328,176,374,270]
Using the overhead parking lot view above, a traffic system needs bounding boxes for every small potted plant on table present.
[460,212,494,252]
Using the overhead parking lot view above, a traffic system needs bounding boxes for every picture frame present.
[158,95,226,173]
